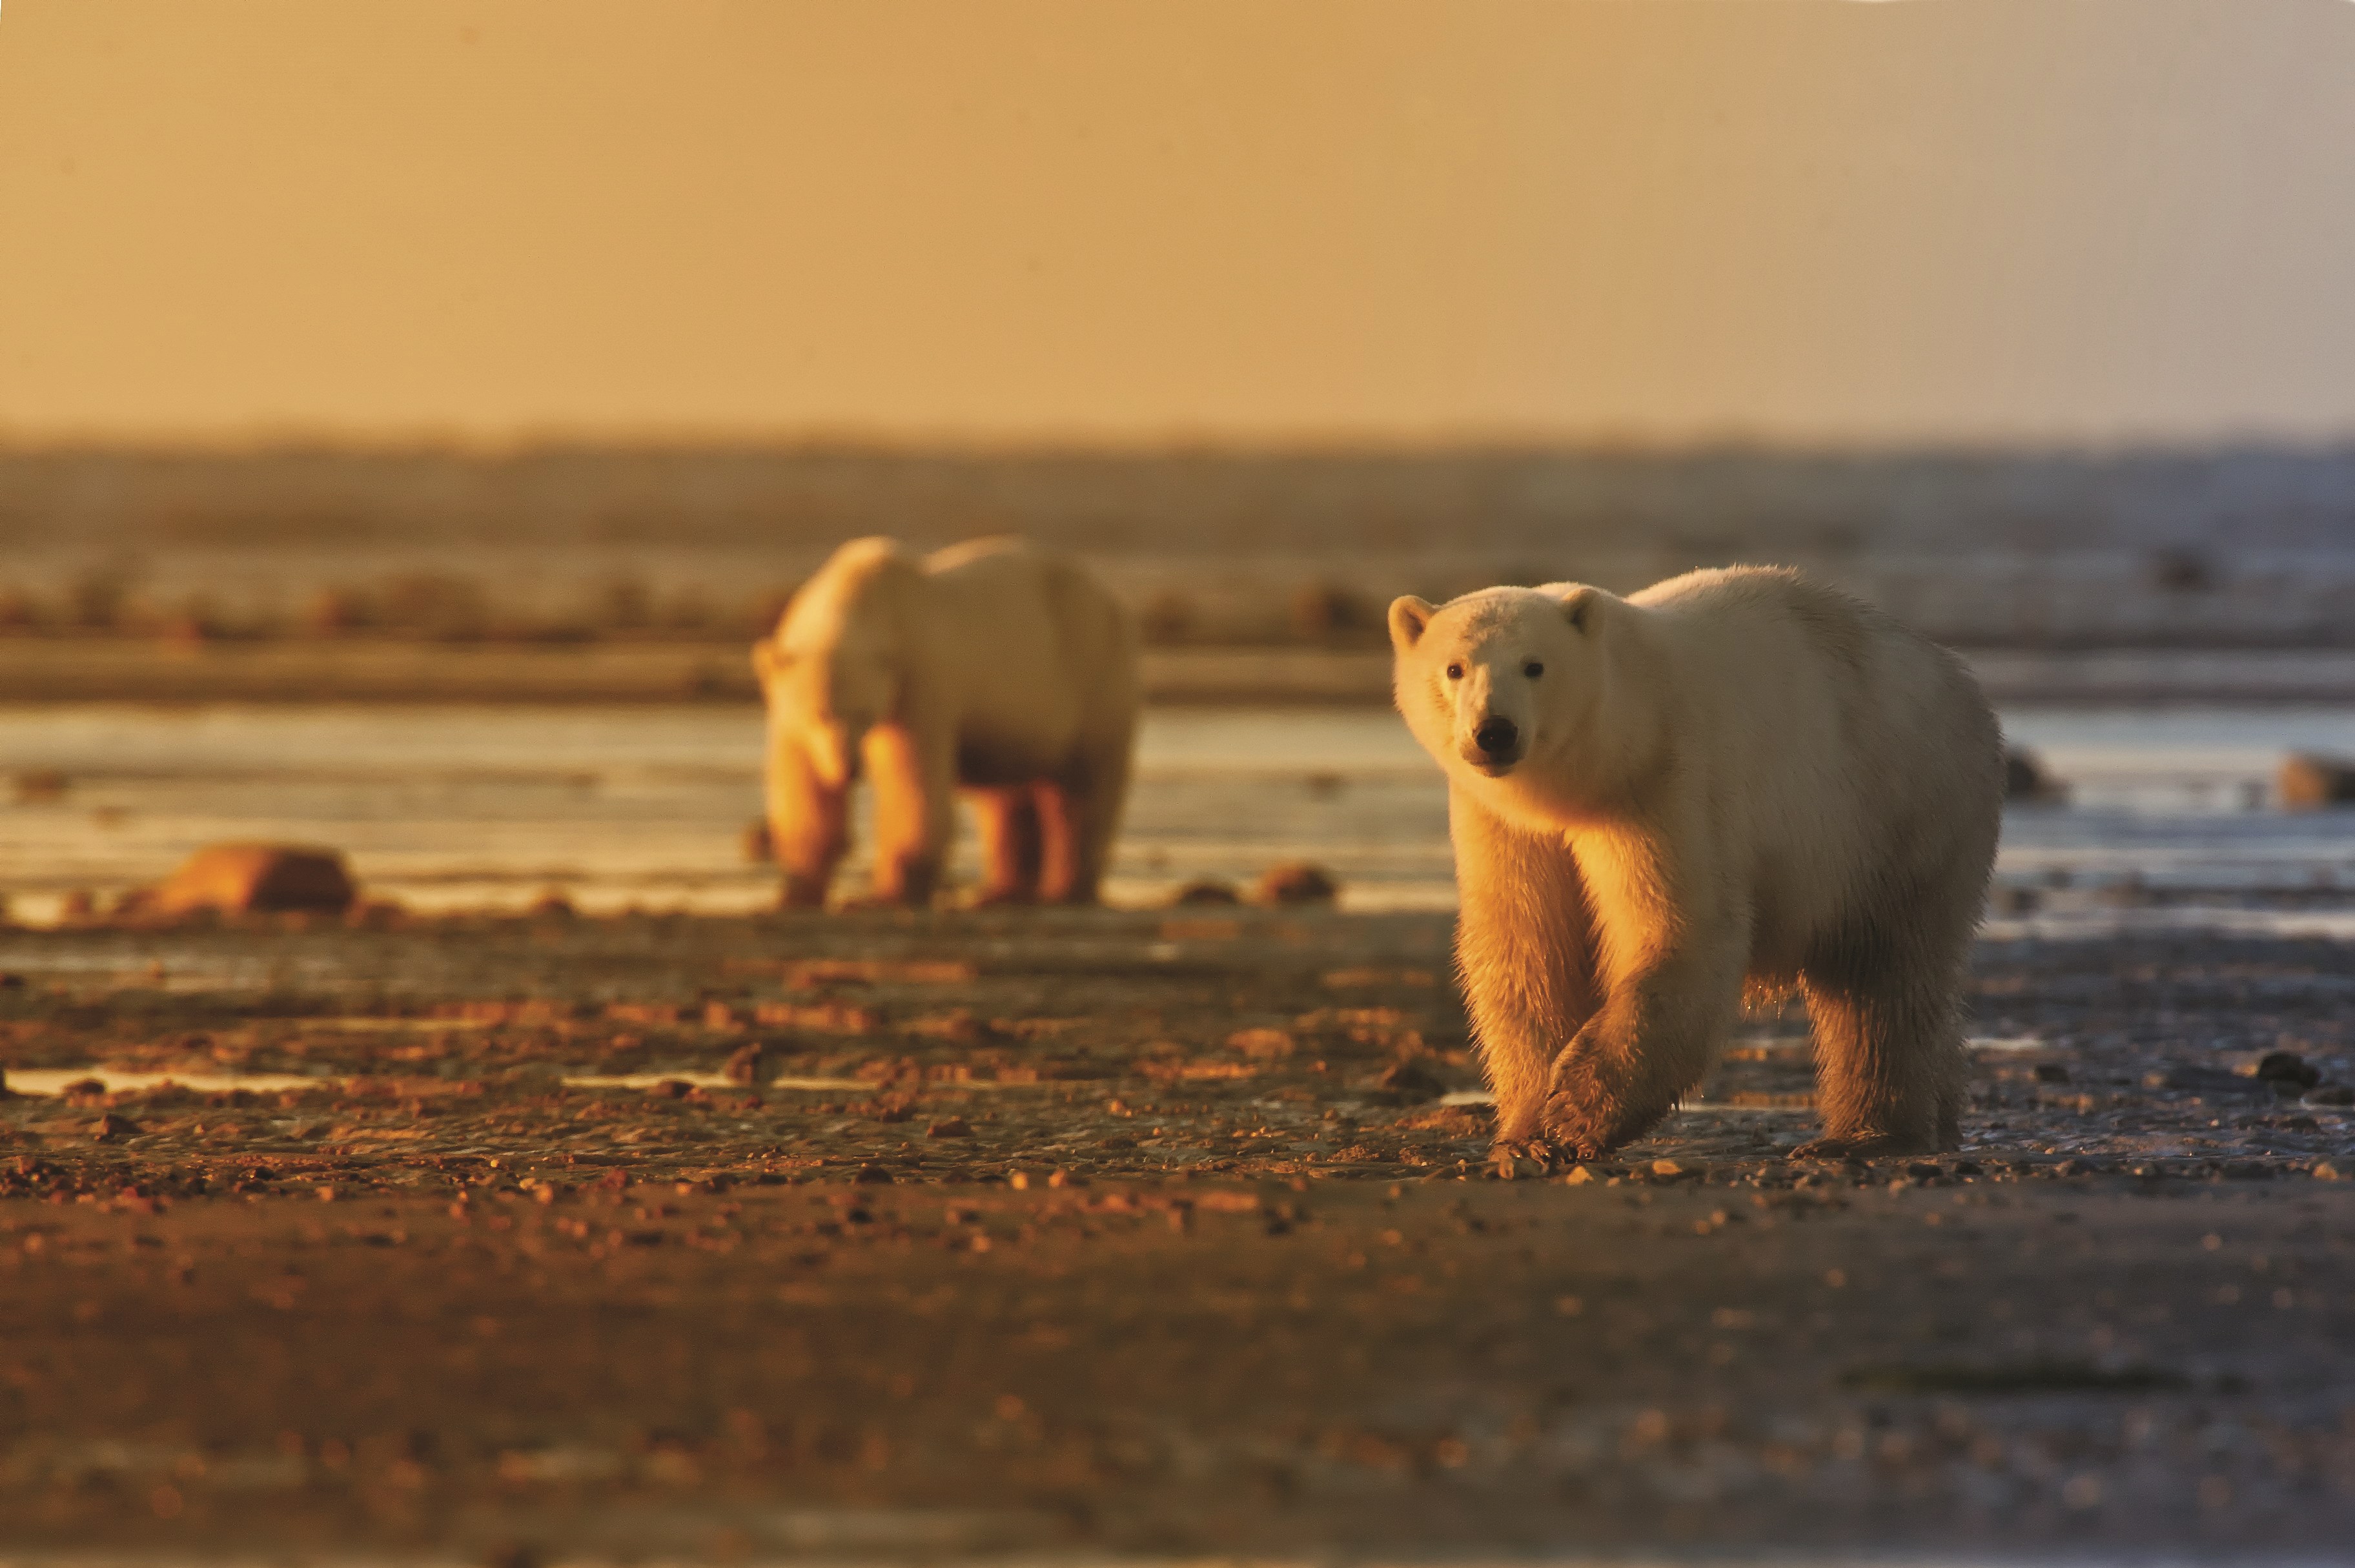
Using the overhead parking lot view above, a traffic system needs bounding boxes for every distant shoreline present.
[4,638,2355,707]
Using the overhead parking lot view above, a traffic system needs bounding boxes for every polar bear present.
[1390,567,2002,1163]
[753,536,1139,908]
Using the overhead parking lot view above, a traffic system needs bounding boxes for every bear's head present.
[1389,584,1618,817]
[752,541,915,789]
[753,635,897,788]
[753,626,899,795]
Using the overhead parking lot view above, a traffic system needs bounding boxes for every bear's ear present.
[1388,596,1435,650]
[1559,587,1595,634]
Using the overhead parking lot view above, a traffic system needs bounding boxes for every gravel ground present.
[1,905,2353,1565]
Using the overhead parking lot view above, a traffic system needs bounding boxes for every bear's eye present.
[1444,663,1463,680]
[1524,661,1544,678]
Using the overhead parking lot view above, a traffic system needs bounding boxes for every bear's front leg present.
[1447,791,1600,1161]
[763,739,848,910]
[1540,932,1747,1160]
[859,722,956,907]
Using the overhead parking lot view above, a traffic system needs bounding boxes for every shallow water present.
[2,702,2353,923]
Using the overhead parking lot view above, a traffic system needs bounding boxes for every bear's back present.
[1633,566,1999,939]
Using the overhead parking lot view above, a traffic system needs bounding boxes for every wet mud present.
[2,907,2353,1560]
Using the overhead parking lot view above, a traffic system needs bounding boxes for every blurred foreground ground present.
[1,907,2352,1563]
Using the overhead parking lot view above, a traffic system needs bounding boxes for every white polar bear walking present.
[1389,566,2003,1163]
[753,536,1140,909]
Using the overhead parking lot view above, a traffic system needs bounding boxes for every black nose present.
[1474,717,1518,757]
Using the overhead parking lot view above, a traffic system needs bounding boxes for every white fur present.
[1391,566,2002,1160]
[754,536,1139,908]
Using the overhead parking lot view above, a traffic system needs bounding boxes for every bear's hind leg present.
[1795,958,1966,1158]
[969,789,1044,904]
[1038,737,1133,905]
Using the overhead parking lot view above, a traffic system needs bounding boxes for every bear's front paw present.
[1535,1094,1618,1164]
[1491,1133,1600,1179]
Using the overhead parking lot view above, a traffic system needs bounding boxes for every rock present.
[2032,1063,2072,1083]
[2254,1051,2322,1090]
[146,843,357,916]
[528,888,575,919]
[1372,1061,1448,1101]
[740,818,773,862]
[1252,862,1339,906]
[2314,1161,2343,1181]
[1227,1027,1296,1059]
[12,768,68,804]
[2278,753,2355,810]
[90,1112,138,1141]
[2004,748,2064,803]
[926,1117,972,1139]
[722,1043,771,1085]
[2303,1084,2355,1107]
[2161,1064,2261,1095]
[1168,879,1241,906]
[343,899,405,930]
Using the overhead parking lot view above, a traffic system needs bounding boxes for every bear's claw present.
[1490,1134,1602,1178]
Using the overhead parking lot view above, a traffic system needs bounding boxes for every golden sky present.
[3,1,2354,445]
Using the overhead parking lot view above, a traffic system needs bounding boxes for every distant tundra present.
[753,536,1139,909]
[1389,566,2002,1165]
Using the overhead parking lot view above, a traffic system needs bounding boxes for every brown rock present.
[926,1117,972,1139]
[2254,1050,2322,1090]
[343,898,405,930]
[148,843,357,917]
[2279,753,2355,809]
[2004,748,2064,803]
[90,1112,139,1141]
[12,768,68,804]
[1168,879,1241,906]
[722,1043,771,1085]
[1372,1061,1447,1101]
[1227,1027,1296,1059]
[1252,861,1340,906]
